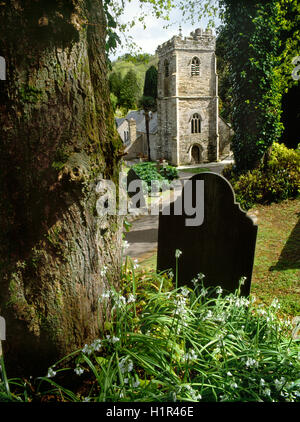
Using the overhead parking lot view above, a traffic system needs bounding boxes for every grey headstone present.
[157,172,258,296]
[127,168,146,209]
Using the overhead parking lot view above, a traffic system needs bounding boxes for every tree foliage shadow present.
[269,215,300,271]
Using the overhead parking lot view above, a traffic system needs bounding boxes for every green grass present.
[250,197,300,316]
[139,197,300,317]
[180,167,210,174]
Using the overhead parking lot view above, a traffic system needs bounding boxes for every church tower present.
[156,28,219,166]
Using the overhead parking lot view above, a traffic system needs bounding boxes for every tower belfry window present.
[164,60,169,77]
[191,57,200,76]
[191,113,201,134]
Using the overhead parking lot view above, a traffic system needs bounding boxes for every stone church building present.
[154,28,232,166]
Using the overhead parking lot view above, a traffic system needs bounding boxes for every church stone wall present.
[156,28,219,166]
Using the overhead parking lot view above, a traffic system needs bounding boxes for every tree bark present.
[0,0,123,377]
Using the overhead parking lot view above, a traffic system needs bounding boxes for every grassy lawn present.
[138,197,300,317]
[180,167,210,174]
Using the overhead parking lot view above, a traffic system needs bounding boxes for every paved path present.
[124,158,234,261]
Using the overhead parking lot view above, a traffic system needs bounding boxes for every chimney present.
[128,118,136,143]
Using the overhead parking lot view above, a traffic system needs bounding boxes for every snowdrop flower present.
[230,382,238,389]
[101,291,111,300]
[200,288,208,297]
[133,259,139,269]
[168,270,174,279]
[133,380,140,388]
[216,287,223,295]
[175,249,182,258]
[274,377,286,391]
[227,371,233,377]
[119,357,133,374]
[180,287,190,297]
[245,357,259,368]
[82,344,93,355]
[263,388,271,397]
[183,349,198,362]
[106,335,120,344]
[260,378,266,387]
[127,293,136,303]
[47,367,56,378]
[74,366,84,376]
[91,339,102,352]
[271,298,280,310]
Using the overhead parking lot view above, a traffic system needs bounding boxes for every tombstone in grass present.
[157,172,258,296]
[126,168,146,210]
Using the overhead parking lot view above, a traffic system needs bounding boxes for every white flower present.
[245,357,259,368]
[216,287,223,295]
[180,287,190,297]
[82,344,93,355]
[74,366,84,376]
[175,249,182,258]
[227,371,233,377]
[230,382,238,389]
[106,335,120,344]
[168,270,174,279]
[197,273,205,280]
[100,265,108,277]
[119,357,133,374]
[133,259,139,269]
[124,378,129,384]
[200,288,208,297]
[133,380,140,388]
[274,377,285,391]
[47,367,56,378]
[127,294,136,303]
[91,339,102,351]
[101,291,111,300]
[263,388,271,397]
[183,349,198,362]
[260,378,266,387]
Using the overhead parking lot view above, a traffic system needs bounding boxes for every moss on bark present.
[0,0,123,377]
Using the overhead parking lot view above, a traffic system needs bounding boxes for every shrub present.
[223,143,300,210]
[132,162,178,192]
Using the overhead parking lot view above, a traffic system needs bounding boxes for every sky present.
[109,0,222,60]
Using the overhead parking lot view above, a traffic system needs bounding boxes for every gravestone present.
[126,168,146,209]
[157,172,258,296]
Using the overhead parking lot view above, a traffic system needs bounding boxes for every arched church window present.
[191,113,201,134]
[191,57,200,76]
[164,60,169,77]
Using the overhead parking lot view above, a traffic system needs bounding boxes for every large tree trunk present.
[0,0,123,377]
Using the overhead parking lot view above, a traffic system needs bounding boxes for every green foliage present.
[158,164,179,181]
[3,260,299,402]
[131,162,178,192]
[143,65,158,99]
[219,0,284,171]
[223,143,300,210]
[119,69,141,111]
